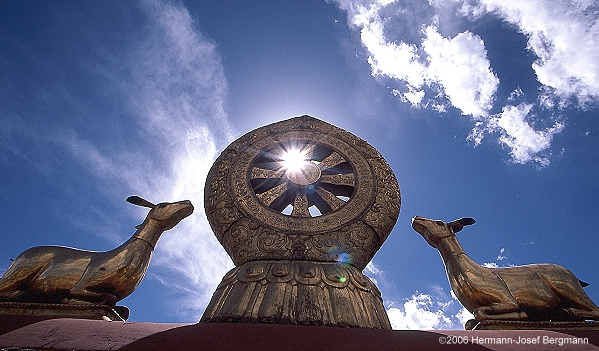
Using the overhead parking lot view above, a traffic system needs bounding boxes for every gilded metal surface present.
[201,260,391,329]
[204,115,400,270]
[412,216,599,327]
[0,301,128,322]
[0,196,193,306]
[470,319,599,330]
[202,116,400,328]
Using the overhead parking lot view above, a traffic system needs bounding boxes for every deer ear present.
[451,224,465,233]
[126,196,155,208]
[447,218,475,233]
[459,218,476,226]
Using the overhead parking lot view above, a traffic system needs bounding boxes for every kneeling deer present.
[0,196,193,306]
[412,215,599,324]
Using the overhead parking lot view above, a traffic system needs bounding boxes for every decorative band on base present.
[200,260,391,329]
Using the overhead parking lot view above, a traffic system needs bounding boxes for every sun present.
[280,149,308,172]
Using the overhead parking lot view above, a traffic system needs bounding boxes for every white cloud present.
[130,2,230,143]
[422,25,498,118]
[468,0,599,106]
[120,0,234,319]
[363,24,427,91]
[387,292,470,329]
[347,3,498,117]
[470,102,564,165]
[496,247,507,261]
[55,130,158,194]
[365,260,383,275]
[455,305,475,326]
[149,129,234,316]
[331,0,599,166]
[366,261,472,330]
[0,0,233,321]
[49,0,235,320]
[483,248,519,268]
[482,262,499,268]
[364,261,385,287]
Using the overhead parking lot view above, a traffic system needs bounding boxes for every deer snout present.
[411,217,430,231]
[164,201,194,230]
[149,200,194,230]
[411,216,453,248]
[411,216,425,229]
[411,216,435,231]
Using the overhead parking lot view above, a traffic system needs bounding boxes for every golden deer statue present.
[412,215,599,327]
[0,196,193,307]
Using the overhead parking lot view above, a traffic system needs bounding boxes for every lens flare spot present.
[339,276,347,283]
[337,252,351,265]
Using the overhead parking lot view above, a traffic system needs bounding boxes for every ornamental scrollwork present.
[204,116,400,271]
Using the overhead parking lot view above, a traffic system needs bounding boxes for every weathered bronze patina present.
[0,196,193,307]
[202,116,400,328]
[412,216,599,330]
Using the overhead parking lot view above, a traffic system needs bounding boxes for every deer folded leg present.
[474,303,528,321]
[565,307,599,321]
[0,260,47,298]
[0,290,25,300]
[67,288,117,306]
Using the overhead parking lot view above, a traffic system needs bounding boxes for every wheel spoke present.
[318,151,346,171]
[252,143,355,217]
[257,182,290,206]
[291,189,310,217]
[301,143,317,160]
[315,186,345,211]
[320,173,355,187]
[251,167,285,179]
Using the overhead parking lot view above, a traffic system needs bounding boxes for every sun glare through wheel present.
[281,149,307,172]
[250,142,356,217]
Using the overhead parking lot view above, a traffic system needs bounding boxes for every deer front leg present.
[474,302,528,321]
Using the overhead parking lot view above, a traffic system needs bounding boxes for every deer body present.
[412,216,599,322]
[0,196,193,306]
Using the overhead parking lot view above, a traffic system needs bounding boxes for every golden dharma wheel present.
[202,116,400,328]
[204,116,400,270]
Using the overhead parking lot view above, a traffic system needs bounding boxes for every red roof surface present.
[1,318,598,351]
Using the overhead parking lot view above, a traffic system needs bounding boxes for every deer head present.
[411,216,475,248]
[126,195,194,231]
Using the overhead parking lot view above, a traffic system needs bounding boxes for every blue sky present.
[1,0,598,329]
